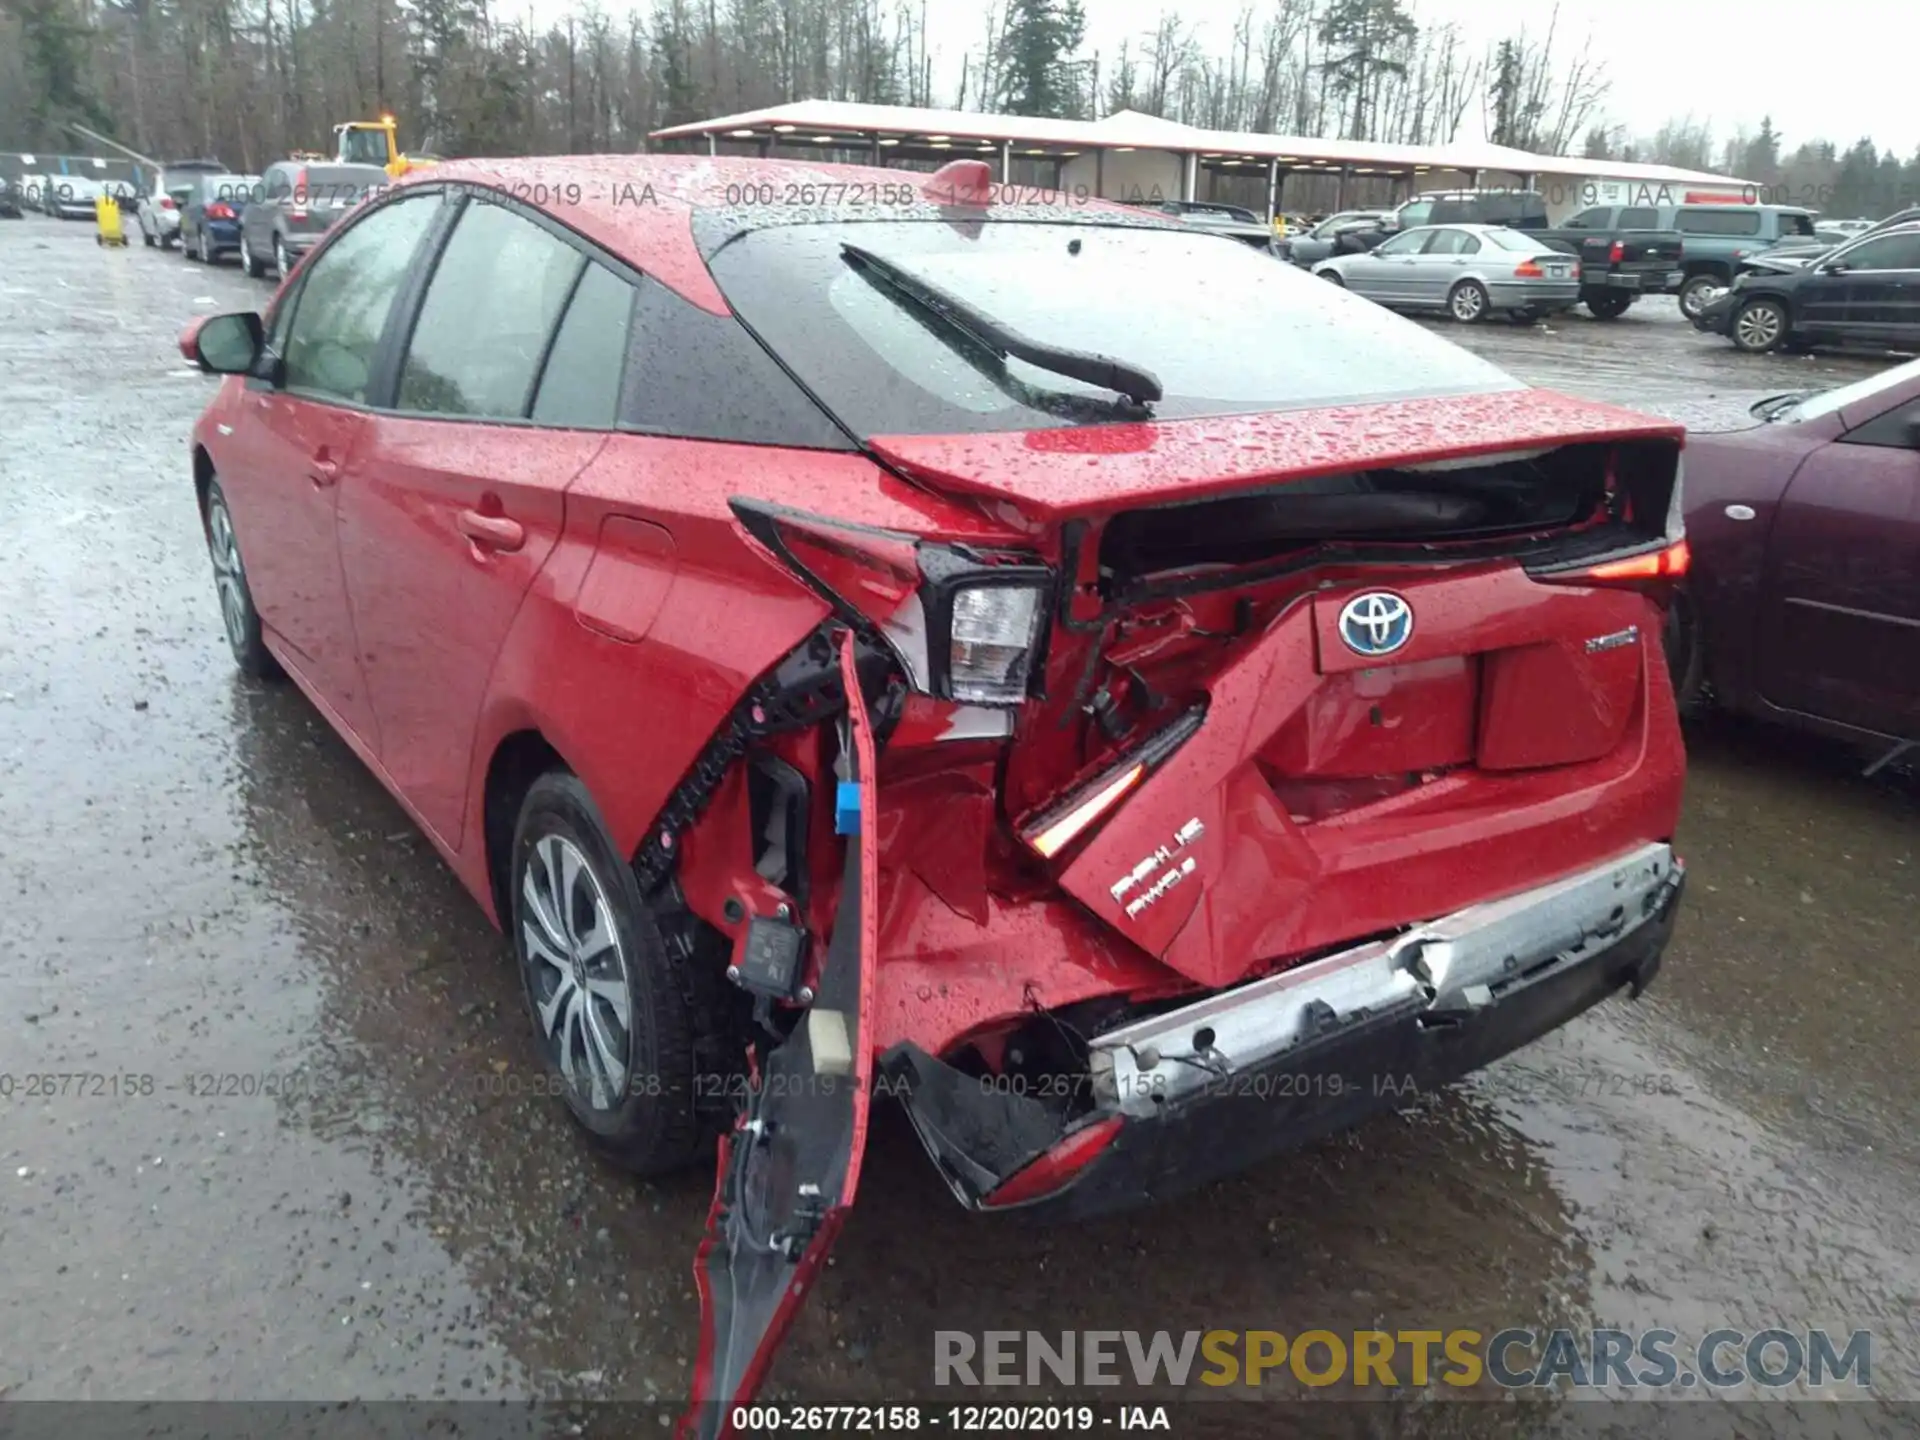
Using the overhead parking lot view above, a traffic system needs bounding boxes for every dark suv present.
[239,161,390,278]
[1693,223,1920,353]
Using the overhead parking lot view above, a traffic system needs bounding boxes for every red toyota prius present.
[180,154,1689,1431]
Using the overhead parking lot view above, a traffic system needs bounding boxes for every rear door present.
[1758,391,1920,736]
[336,192,622,847]
[1412,227,1479,305]
[687,632,881,1440]
[1834,232,1920,338]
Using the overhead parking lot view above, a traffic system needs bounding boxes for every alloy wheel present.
[199,229,211,263]
[519,834,633,1112]
[207,496,250,653]
[1450,283,1486,321]
[1734,302,1784,351]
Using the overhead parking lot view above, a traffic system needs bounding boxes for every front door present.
[223,189,444,740]
[1354,229,1429,303]
[338,195,624,848]
[1758,394,1920,737]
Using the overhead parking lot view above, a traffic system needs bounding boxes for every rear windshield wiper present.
[840,242,1164,406]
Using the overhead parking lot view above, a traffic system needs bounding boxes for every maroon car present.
[1670,357,1920,772]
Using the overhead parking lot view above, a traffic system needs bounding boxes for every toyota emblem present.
[1337,591,1413,658]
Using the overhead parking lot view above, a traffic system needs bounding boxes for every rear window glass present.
[1781,212,1817,237]
[710,221,1522,437]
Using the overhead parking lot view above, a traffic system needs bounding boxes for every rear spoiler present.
[864,388,1685,523]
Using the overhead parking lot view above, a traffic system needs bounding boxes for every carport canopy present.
[650,101,1752,223]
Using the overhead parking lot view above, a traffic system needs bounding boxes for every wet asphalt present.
[1,216,1917,1431]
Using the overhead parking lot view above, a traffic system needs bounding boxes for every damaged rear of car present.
[597,185,1689,1433]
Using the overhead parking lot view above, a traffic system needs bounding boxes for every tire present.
[163,232,178,249]
[182,229,199,261]
[142,226,155,248]
[510,771,702,1176]
[198,228,213,264]
[240,233,264,278]
[1678,273,1726,320]
[274,235,291,277]
[1447,279,1490,323]
[1664,589,1708,718]
[1586,291,1633,320]
[1318,269,1345,286]
[1509,307,1542,325]
[1731,298,1788,353]
[204,480,281,680]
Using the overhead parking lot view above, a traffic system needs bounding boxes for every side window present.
[1396,200,1433,228]
[1455,233,1482,255]
[1374,229,1426,256]
[622,277,852,449]
[1839,235,1920,272]
[1563,208,1608,230]
[531,262,637,428]
[1842,398,1920,449]
[397,200,586,419]
[1619,207,1659,229]
[1424,229,1465,255]
[1677,208,1762,236]
[282,194,441,404]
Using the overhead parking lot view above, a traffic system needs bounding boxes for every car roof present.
[389,154,1171,315]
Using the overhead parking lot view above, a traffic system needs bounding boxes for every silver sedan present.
[1313,224,1582,322]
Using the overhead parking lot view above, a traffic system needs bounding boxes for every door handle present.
[458,509,525,553]
[308,456,339,487]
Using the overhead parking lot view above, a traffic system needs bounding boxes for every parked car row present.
[11,168,139,218]
[127,161,389,275]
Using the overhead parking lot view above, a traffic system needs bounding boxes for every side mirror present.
[180,311,263,374]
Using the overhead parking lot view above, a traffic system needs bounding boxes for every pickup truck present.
[1530,207,1687,319]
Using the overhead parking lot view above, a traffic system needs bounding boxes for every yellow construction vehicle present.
[331,116,437,179]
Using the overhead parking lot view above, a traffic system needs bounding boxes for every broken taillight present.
[1017,706,1205,861]
[980,1116,1125,1208]
[1025,764,1146,858]
[731,500,1051,707]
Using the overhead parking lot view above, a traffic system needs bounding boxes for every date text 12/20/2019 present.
[728,1404,1172,1432]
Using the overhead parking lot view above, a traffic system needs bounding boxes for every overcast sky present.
[914,0,1919,158]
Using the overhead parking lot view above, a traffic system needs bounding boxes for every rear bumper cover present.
[885,842,1684,1221]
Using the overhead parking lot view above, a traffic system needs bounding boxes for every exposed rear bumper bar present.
[883,843,1683,1221]
[1090,842,1681,1117]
